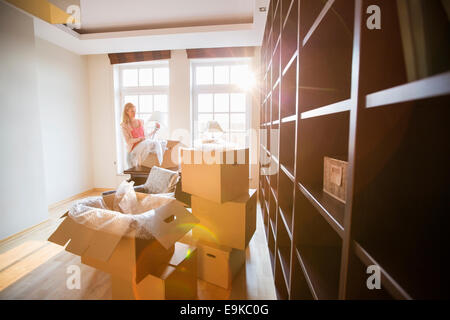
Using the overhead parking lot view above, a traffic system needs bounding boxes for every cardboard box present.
[180,148,249,203]
[48,196,199,284]
[135,242,198,300]
[197,241,245,289]
[191,189,257,250]
[142,140,182,169]
[111,242,197,300]
[323,156,348,203]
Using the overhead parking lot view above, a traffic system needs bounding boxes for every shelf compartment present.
[366,71,450,108]
[352,96,450,299]
[276,211,292,288]
[291,250,315,300]
[272,0,281,56]
[272,40,281,88]
[270,122,279,160]
[275,249,290,300]
[294,190,342,300]
[279,120,296,175]
[278,167,294,234]
[298,183,344,237]
[282,0,294,25]
[281,0,298,71]
[351,241,408,300]
[280,55,297,119]
[297,111,349,192]
[269,187,277,227]
[268,219,276,271]
[298,0,354,113]
[269,168,278,198]
[299,0,329,44]
[272,83,280,123]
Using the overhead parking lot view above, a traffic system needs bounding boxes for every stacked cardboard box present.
[180,147,256,289]
[48,192,199,300]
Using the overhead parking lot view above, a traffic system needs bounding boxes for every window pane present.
[230,93,246,112]
[122,69,138,87]
[124,95,138,108]
[154,95,168,112]
[230,113,246,131]
[139,68,153,86]
[230,65,249,84]
[139,95,153,113]
[214,113,229,131]
[198,94,213,112]
[230,132,247,147]
[214,65,229,84]
[196,66,213,85]
[198,113,213,133]
[154,67,169,86]
[214,93,229,112]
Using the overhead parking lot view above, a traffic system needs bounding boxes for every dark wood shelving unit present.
[258,0,450,299]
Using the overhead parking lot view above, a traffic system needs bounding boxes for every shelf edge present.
[353,241,413,300]
[301,99,351,119]
[366,71,450,108]
[302,0,335,47]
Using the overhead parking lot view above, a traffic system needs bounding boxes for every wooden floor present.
[0,190,276,300]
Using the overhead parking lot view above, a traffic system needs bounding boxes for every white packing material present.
[68,182,174,240]
[129,139,168,167]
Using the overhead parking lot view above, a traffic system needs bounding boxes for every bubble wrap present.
[68,189,175,240]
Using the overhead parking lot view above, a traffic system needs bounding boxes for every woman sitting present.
[121,103,164,168]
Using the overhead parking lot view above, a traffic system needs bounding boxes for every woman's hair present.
[121,103,136,125]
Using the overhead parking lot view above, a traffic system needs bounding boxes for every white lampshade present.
[204,120,224,133]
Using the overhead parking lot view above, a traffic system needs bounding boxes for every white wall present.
[87,54,128,188]
[35,37,93,205]
[0,2,48,239]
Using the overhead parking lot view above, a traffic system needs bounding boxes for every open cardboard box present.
[180,148,249,203]
[48,192,200,290]
[111,242,198,300]
[142,140,182,169]
[191,189,257,250]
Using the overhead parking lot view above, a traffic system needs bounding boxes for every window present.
[191,59,253,148]
[115,61,170,173]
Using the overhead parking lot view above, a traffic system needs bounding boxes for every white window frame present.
[114,60,170,173]
[190,58,252,148]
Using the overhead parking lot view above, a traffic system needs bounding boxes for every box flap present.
[152,200,200,249]
[168,242,197,267]
[65,224,95,255]
[48,217,80,246]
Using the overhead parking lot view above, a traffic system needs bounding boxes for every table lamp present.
[203,120,224,142]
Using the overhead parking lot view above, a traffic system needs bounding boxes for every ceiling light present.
[259,7,267,12]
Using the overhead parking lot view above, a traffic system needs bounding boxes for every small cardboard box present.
[197,241,245,289]
[110,242,197,300]
[180,148,249,203]
[191,189,257,250]
[135,242,198,300]
[323,156,348,203]
[142,140,182,169]
[48,195,199,284]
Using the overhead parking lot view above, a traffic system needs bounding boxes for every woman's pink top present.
[121,119,145,152]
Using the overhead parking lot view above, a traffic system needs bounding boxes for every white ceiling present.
[79,0,254,33]
[32,0,269,55]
